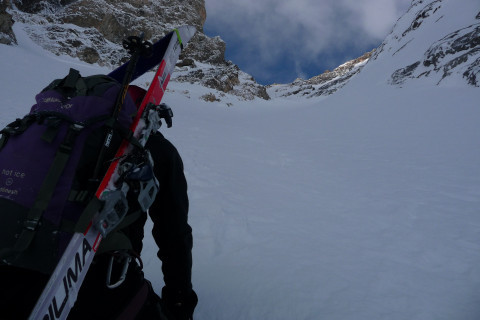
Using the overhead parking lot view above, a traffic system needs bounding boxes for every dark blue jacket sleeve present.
[146,132,193,291]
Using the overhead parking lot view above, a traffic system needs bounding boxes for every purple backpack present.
[0,68,137,274]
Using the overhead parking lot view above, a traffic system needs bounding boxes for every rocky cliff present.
[5,0,207,65]
[373,0,480,87]
[0,0,271,100]
[0,0,15,44]
[267,50,373,99]
[0,0,373,102]
[4,0,475,103]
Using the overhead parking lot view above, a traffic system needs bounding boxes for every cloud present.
[342,0,412,38]
[204,0,411,83]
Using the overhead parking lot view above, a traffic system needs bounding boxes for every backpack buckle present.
[59,123,84,153]
[24,218,40,231]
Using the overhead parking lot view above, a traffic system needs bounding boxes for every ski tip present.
[173,25,197,47]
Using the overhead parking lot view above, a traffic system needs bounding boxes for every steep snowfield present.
[169,81,480,320]
[1,2,480,319]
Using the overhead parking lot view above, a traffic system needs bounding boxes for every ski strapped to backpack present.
[16,25,195,320]
[91,34,153,183]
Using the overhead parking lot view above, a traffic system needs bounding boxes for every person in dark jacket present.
[0,86,197,319]
[68,129,197,320]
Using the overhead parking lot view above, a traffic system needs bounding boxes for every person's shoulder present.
[147,131,166,145]
[146,132,180,159]
[147,131,174,149]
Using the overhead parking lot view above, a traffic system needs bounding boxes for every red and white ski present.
[28,25,196,320]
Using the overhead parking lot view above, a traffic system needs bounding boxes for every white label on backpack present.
[1,169,26,179]
[1,169,26,197]
[42,97,62,103]
[105,133,113,147]
[0,187,18,196]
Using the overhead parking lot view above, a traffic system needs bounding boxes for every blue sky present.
[203,0,412,85]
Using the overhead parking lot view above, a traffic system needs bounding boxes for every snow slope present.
[1,3,480,320]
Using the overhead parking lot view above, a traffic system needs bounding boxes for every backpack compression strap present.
[11,124,84,254]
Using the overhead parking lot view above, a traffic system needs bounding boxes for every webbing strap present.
[97,232,133,255]
[11,124,83,254]
[68,189,91,203]
[64,68,81,89]
[0,133,7,149]
[96,210,143,254]
[115,278,150,320]
[113,121,143,149]
[42,69,117,98]
[72,192,141,235]
[42,68,81,94]
[74,196,103,233]
[114,210,144,231]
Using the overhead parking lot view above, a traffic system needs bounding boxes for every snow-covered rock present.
[372,0,480,87]
[0,0,15,44]
[267,51,373,99]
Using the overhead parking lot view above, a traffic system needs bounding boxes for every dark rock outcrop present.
[0,0,16,45]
